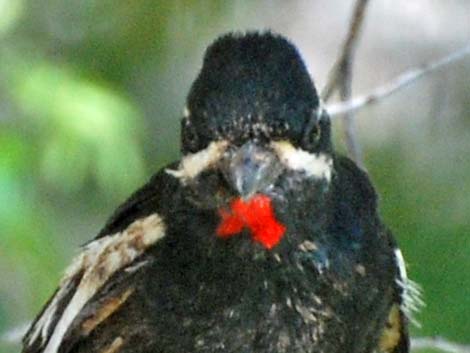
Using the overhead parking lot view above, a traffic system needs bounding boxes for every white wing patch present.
[394,248,407,281]
[165,141,228,182]
[394,248,424,327]
[270,141,333,182]
[26,213,166,353]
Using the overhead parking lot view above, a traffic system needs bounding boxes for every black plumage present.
[22,31,414,353]
[185,33,319,152]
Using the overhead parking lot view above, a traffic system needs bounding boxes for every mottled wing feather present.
[378,230,423,353]
[333,157,416,353]
[22,168,180,353]
[23,272,83,353]
[378,304,409,353]
[56,269,142,353]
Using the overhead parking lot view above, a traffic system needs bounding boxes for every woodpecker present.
[22,32,421,353]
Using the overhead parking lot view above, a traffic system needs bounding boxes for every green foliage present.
[368,143,470,340]
[12,63,147,198]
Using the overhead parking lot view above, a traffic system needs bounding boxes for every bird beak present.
[222,142,282,199]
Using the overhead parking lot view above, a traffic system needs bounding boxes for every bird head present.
[167,32,334,250]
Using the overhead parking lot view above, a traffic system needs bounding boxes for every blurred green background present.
[0,1,469,352]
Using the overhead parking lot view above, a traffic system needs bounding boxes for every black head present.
[170,32,333,210]
[167,32,335,252]
[183,32,330,154]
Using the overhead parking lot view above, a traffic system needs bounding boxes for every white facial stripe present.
[270,141,333,181]
[166,140,228,182]
[28,214,166,353]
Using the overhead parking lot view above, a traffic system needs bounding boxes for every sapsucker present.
[22,32,421,353]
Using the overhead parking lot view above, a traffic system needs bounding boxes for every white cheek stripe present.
[27,214,166,353]
[270,141,333,181]
[165,141,228,182]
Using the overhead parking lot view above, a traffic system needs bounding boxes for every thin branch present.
[338,60,365,168]
[326,43,470,117]
[412,337,470,353]
[321,0,370,102]
[339,63,365,168]
[321,0,370,167]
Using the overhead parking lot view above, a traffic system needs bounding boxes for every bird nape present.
[22,31,420,353]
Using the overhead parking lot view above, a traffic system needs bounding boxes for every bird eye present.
[181,118,200,153]
[310,122,321,143]
[301,112,322,150]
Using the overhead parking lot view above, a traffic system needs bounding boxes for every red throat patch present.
[216,194,286,249]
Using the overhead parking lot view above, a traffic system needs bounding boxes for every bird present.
[22,31,421,353]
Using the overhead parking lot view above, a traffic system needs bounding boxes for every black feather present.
[185,31,320,151]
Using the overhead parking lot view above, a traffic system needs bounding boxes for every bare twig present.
[321,0,370,102]
[339,65,365,168]
[326,43,470,117]
[412,336,470,353]
[321,0,370,167]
